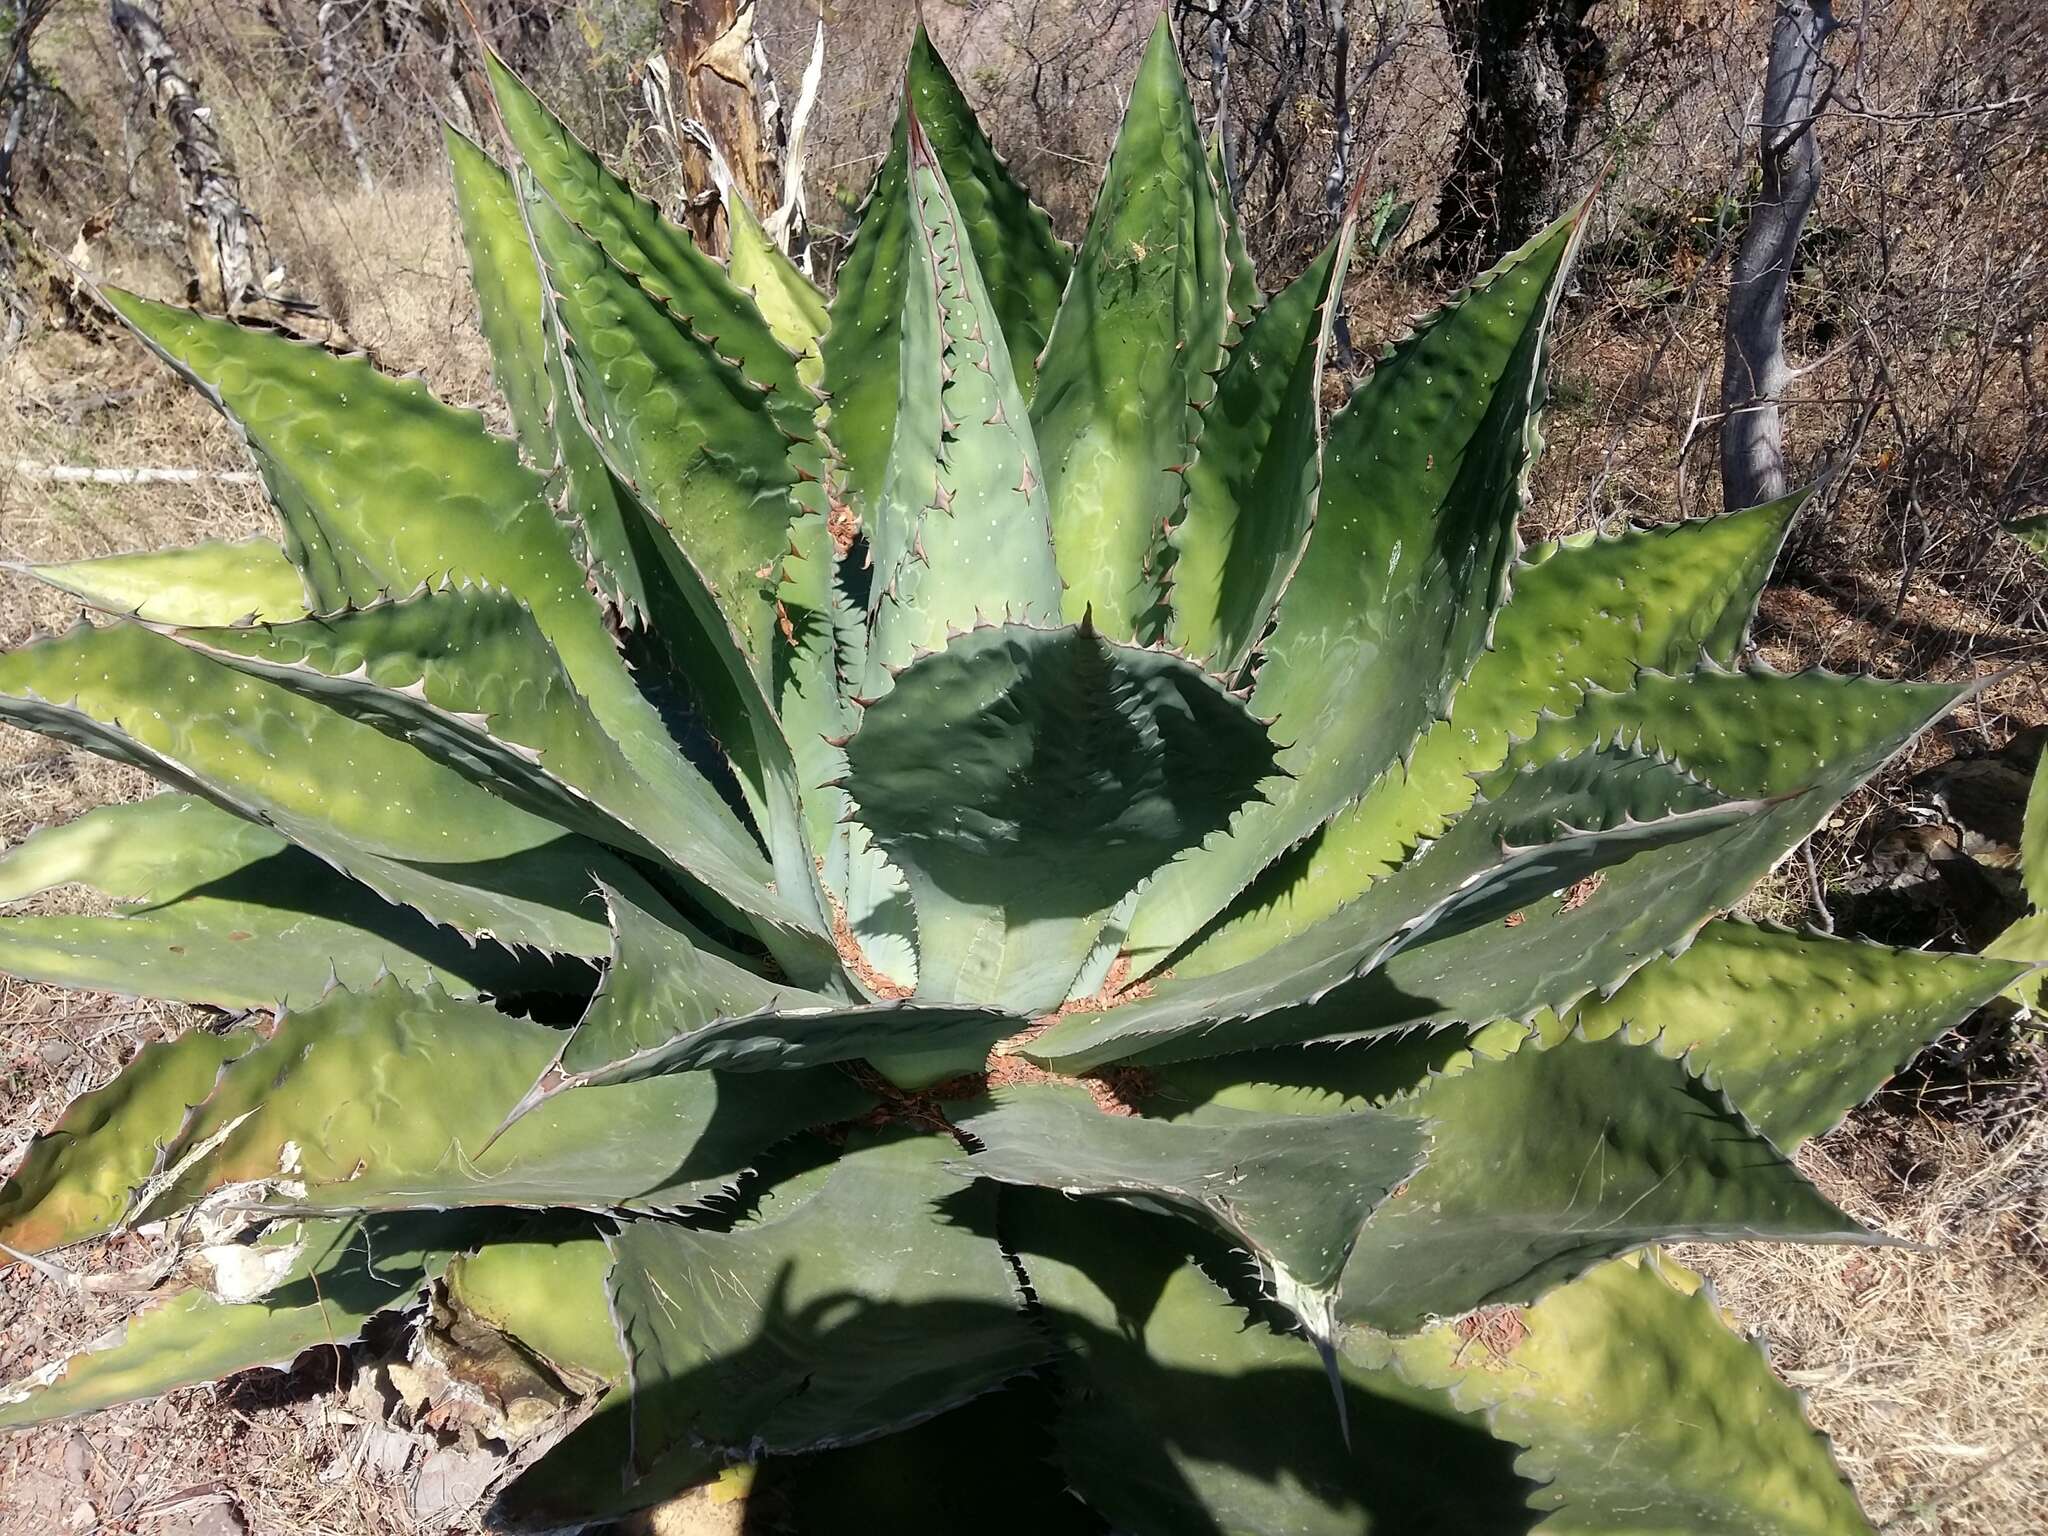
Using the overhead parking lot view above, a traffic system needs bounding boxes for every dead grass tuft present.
[1675,1097,2048,1535]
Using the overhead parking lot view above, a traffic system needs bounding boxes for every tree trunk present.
[358,0,477,138]
[108,0,268,312]
[1433,0,1606,274]
[662,0,774,254]
[1720,0,1839,513]
[316,0,374,193]
[2,0,58,209]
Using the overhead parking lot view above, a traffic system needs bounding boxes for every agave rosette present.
[0,21,2017,1534]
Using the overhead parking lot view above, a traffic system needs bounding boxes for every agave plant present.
[1986,736,2048,1007]
[0,21,2022,1533]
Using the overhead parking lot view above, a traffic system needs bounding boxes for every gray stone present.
[35,1037,80,1069]
[361,1421,417,1480]
[165,1504,250,1536]
[409,1444,503,1524]
[61,1431,94,1484]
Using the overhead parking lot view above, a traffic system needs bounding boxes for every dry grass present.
[0,168,493,1536]
[0,984,436,1536]
[1677,1098,2048,1535]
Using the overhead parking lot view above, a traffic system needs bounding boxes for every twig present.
[8,462,260,486]
[1803,840,1834,933]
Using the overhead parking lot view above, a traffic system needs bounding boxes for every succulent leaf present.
[1168,191,1369,670]
[0,620,633,956]
[723,187,829,377]
[1358,664,1965,1032]
[129,981,870,1222]
[1032,18,1230,639]
[481,50,812,432]
[1546,919,2025,1147]
[955,1083,1422,1341]
[170,583,836,979]
[1066,889,1138,1003]
[1309,667,1966,1049]
[1145,665,1967,1066]
[546,879,1011,1083]
[496,1129,1046,1526]
[2003,510,2048,558]
[844,621,1278,1010]
[444,126,658,624]
[1127,209,1584,966]
[1384,1251,1874,1533]
[1335,1033,1865,1332]
[443,1224,626,1389]
[2022,746,2048,910]
[834,91,1075,996]
[519,181,833,917]
[0,1215,490,1429]
[1020,1193,1870,1534]
[0,1023,254,1256]
[1984,748,2048,1006]
[775,502,857,885]
[1986,909,2048,1009]
[521,181,804,677]
[17,537,307,626]
[822,26,1070,511]
[0,794,282,910]
[1029,742,1766,1070]
[1210,133,1262,328]
[863,114,1063,681]
[1147,911,2019,1174]
[1011,1191,1540,1535]
[0,795,570,1008]
[445,125,557,469]
[1182,495,1801,975]
[97,289,693,808]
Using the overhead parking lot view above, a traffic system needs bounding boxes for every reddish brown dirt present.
[825,888,912,1001]
[1452,1306,1531,1366]
[981,955,1157,1116]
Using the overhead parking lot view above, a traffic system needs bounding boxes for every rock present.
[627,1468,755,1535]
[163,1502,249,1536]
[35,1037,80,1069]
[62,1431,93,1484]
[409,1444,502,1524]
[361,1421,417,1480]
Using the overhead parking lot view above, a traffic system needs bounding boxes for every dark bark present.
[1319,0,1352,227]
[1433,0,1607,274]
[388,0,488,139]
[1,0,57,208]
[108,0,268,312]
[1721,0,1840,513]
